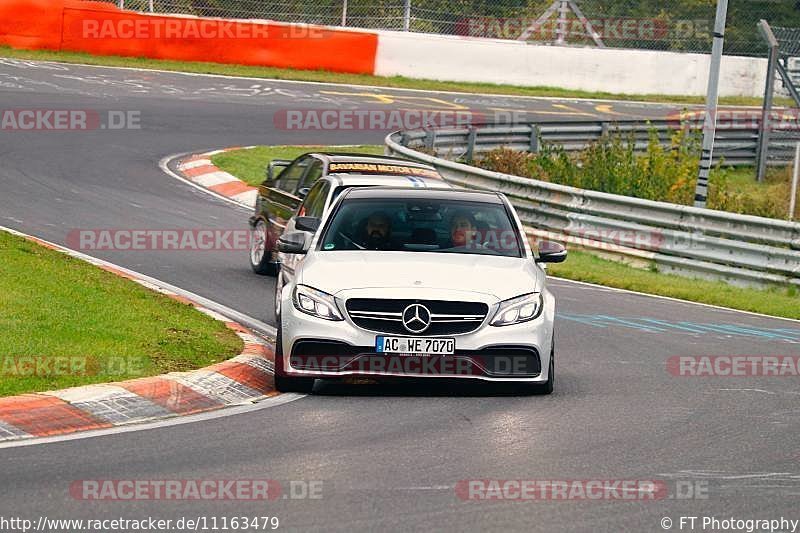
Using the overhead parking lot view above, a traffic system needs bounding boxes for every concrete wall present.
[375,30,767,98]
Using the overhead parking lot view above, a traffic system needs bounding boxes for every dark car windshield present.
[319,198,523,257]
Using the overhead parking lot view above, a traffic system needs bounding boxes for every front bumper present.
[279,288,555,383]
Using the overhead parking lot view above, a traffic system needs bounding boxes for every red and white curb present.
[0,226,277,443]
[176,147,259,209]
[171,145,366,209]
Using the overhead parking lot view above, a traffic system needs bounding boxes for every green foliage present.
[478,126,700,203]
[475,126,799,220]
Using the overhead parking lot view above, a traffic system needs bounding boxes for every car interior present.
[320,199,523,257]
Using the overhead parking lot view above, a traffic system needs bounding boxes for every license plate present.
[376,337,455,355]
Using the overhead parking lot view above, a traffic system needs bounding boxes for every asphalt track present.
[1,58,799,532]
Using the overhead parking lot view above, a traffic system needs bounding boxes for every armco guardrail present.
[397,120,800,167]
[385,122,800,288]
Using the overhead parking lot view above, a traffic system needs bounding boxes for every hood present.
[299,251,542,302]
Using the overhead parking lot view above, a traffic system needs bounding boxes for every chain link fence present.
[106,0,799,56]
[774,26,800,90]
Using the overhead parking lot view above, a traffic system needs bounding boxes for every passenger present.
[449,211,479,248]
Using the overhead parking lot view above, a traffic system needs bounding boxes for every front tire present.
[273,318,315,393]
[250,219,279,276]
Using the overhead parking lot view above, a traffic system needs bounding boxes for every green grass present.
[212,145,385,186]
[1,46,788,107]
[0,231,243,397]
[548,250,800,320]
[214,144,800,322]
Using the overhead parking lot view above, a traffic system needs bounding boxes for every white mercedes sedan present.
[273,187,566,394]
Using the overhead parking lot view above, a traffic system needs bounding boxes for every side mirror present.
[266,159,292,184]
[295,216,321,233]
[277,231,310,255]
[297,187,311,199]
[537,240,567,263]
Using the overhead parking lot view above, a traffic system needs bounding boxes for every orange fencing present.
[0,0,378,74]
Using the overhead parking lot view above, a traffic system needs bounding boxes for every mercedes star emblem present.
[401,304,432,334]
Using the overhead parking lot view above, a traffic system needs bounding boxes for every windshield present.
[318,198,523,257]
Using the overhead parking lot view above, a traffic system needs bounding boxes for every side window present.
[306,182,331,218]
[297,181,324,218]
[297,160,323,194]
[276,156,312,193]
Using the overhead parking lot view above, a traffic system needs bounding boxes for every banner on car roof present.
[328,163,440,179]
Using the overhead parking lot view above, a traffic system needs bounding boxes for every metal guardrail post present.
[530,125,540,153]
[424,129,436,151]
[465,127,477,163]
[757,20,780,183]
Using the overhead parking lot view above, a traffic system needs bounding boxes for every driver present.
[449,211,479,248]
[362,211,393,250]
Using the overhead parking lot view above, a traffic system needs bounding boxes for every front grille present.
[345,298,489,336]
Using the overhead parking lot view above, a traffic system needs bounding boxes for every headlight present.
[292,284,344,321]
[490,293,543,326]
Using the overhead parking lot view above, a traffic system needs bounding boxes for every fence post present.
[341,0,348,27]
[118,0,124,8]
[403,0,411,31]
[148,0,153,12]
[556,1,568,45]
[692,0,728,208]
[791,142,800,221]
[756,20,779,183]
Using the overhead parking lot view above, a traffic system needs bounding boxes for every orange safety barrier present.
[0,0,378,75]
[0,0,64,50]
